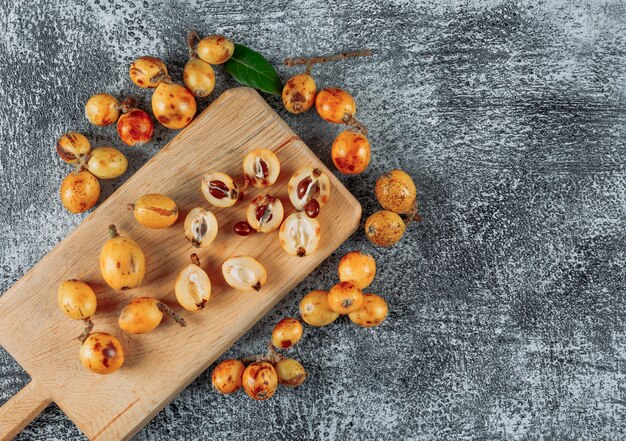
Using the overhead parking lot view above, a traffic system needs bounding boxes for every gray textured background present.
[1,0,626,439]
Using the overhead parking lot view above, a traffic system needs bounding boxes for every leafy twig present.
[284,49,372,69]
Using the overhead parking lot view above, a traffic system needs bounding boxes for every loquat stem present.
[127,203,135,212]
[409,202,422,223]
[284,49,372,68]
[403,203,422,225]
[241,342,285,365]
[116,97,136,114]
[77,317,94,343]
[73,154,89,174]
[108,224,119,239]
[343,114,368,135]
[304,61,313,75]
[190,253,201,266]
[266,342,285,363]
[157,302,187,327]
[240,354,261,365]
[187,30,200,59]
[150,71,171,85]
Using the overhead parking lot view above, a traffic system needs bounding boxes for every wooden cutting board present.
[0,87,361,441]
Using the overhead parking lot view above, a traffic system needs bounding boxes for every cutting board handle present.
[0,381,51,441]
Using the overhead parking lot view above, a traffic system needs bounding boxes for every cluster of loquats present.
[85,94,154,145]
[210,250,386,400]
[57,224,167,375]
[58,89,153,214]
[280,51,424,247]
[129,32,235,130]
[56,132,130,214]
[57,32,236,215]
[57,220,197,375]
[301,251,388,328]
[212,318,307,400]
[57,91,157,214]
[365,169,421,247]
[282,50,372,175]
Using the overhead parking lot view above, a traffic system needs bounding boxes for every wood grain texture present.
[0,381,51,441]
[0,87,361,441]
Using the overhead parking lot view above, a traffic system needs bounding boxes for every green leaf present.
[223,44,282,95]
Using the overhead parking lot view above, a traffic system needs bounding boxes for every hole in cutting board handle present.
[0,380,51,441]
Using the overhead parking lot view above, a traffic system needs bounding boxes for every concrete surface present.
[1,0,626,439]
